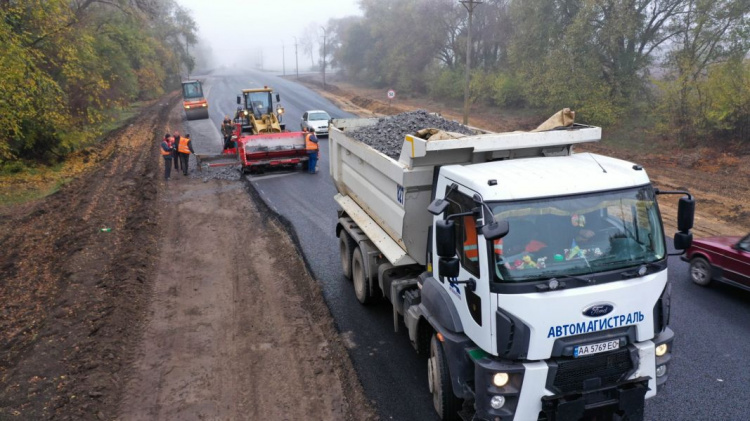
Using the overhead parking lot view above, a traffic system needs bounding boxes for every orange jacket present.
[160,140,172,156]
[178,137,192,154]
[305,133,319,151]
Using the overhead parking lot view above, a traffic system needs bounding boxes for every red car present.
[684,233,750,291]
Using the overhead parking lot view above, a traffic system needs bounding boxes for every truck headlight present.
[492,372,509,387]
[655,343,668,357]
[490,395,505,409]
[185,105,191,109]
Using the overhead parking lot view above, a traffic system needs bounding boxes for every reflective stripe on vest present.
[178,137,191,154]
[305,133,318,151]
[464,217,478,262]
[160,141,171,156]
[493,239,503,256]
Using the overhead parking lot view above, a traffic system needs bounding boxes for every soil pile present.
[348,110,474,159]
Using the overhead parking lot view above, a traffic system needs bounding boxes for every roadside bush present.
[0,160,26,175]
[426,67,464,102]
[701,60,750,142]
[491,72,525,107]
[654,59,750,145]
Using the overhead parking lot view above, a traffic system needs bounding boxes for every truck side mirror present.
[276,93,281,102]
[439,257,460,278]
[435,220,456,258]
[673,231,693,250]
[677,196,695,232]
[236,95,241,105]
[482,220,509,241]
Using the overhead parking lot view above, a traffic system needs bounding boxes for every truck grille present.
[551,348,634,394]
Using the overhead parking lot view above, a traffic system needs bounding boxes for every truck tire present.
[352,246,372,304]
[690,257,712,286]
[429,335,461,421]
[339,231,355,280]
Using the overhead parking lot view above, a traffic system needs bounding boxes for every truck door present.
[437,184,494,352]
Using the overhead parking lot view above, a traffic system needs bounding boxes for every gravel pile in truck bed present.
[348,110,475,159]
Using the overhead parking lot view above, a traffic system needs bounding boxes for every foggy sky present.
[177,0,363,71]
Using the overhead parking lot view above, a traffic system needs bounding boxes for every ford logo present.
[583,303,614,317]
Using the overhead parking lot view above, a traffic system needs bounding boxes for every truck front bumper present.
[471,335,673,421]
[540,376,649,421]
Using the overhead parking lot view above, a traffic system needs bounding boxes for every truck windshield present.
[246,92,272,118]
[182,82,203,99]
[488,186,665,283]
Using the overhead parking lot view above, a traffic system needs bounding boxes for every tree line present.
[0,0,197,165]
[325,0,750,144]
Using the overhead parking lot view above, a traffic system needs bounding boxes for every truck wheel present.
[690,257,712,286]
[428,335,461,421]
[339,231,355,280]
[352,247,372,304]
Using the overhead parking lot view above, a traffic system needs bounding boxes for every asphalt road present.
[187,68,750,421]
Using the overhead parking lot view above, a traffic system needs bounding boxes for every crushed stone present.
[347,110,474,159]
[186,156,242,181]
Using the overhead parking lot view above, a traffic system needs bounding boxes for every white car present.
[301,110,331,136]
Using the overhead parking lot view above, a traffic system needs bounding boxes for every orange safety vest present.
[178,137,191,154]
[160,141,171,156]
[464,217,479,262]
[305,133,319,151]
[464,218,505,263]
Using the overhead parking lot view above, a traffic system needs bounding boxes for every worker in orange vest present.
[161,133,174,181]
[304,127,319,174]
[177,133,194,176]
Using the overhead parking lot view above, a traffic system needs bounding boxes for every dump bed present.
[329,117,602,266]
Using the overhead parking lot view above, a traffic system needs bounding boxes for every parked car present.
[684,233,750,291]
[301,110,331,137]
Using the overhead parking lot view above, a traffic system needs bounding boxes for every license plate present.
[574,339,620,358]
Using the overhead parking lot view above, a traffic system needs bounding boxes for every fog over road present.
[187,68,750,421]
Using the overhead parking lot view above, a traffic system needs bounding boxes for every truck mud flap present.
[540,377,649,421]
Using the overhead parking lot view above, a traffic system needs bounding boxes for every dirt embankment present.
[300,76,750,238]
[0,95,175,419]
[1,95,375,420]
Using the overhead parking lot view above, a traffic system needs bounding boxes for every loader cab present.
[244,91,272,118]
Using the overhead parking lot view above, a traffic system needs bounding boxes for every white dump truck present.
[329,111,695,421]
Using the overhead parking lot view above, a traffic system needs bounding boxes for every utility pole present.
[282,42,286,76]
[460,0,482,125]
[293,36,299,79]
[320,26,327,87]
